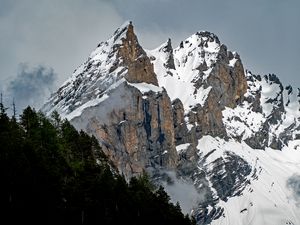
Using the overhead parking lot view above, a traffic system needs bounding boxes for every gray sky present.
[0,0,300,112]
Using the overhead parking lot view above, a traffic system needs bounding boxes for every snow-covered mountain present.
[43,22,300,225]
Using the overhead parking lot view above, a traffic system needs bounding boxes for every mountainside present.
[43,22,300,225]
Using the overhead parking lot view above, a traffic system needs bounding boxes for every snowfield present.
[197,136,300,225]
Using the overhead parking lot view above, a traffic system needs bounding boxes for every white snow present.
[186,123,194,131]
[229,58,238,67]
[223,71,300,146]
[126,81,163,94]
[65,94,109,121]
[222,101,265,140]
[197,136,300,225]
[146,37,215,112]
[260,78,281,117]
[176,143,191,153]
[42,22,131,117]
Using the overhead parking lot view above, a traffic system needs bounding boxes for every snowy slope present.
[194,136,300,225]
[147,32,241,113]
[223,71,300,149]
[147,34,213,111]
[43,21,164,121]
[42,22,131,118]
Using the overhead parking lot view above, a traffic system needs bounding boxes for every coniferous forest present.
[0,103,195,225]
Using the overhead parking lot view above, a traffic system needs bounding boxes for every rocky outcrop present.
[188,92,227,138]
[172,98,189,144]
[244,72,263,113]
[150,31,248,141]
[207,50,247,108]
[42,22,158,118]
[162,38,176,70]
[189,45,248,139]
[119,22,158,86]
[72,83,178,178]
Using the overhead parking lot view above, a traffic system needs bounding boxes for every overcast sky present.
[0,0,299,112]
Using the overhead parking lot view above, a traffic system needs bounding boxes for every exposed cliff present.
[148,32,248,141]
[43,22,176,178]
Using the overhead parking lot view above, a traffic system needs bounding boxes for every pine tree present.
[12,99,16,120]
[0,107,196,225]
[0,93,8,117]
[51,110,61,129]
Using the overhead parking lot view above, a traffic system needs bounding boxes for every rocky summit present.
[43,22,300,225]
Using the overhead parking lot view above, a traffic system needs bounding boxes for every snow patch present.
[176,143,191,153]
[197,136,300,225]
[126,82,163,94]
[65,94,109,121]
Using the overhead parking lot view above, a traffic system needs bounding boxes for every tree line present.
[0,102,195,225]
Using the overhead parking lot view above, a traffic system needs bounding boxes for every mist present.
[160,171,204,214]
[287,174,300,207]
[6,64,56,114]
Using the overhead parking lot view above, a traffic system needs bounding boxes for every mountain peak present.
[158,38,173,53]
[43,21,158,117]
[111,20,132,41]
[196,30,220,44]
[90,21,134,60]
[116,22,158,85]
[43,22,300,224]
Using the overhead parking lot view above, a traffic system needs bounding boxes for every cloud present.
[160,171,205,214]
[287,174,300,207]
[0,0,124,85]
[6,64,57,113]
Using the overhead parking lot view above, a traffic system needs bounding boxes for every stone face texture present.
[172,98,189,145]
[163,39,176,70]
[206,50,247,109]
[75,84,178,178]
[187,47,248,139]
[189,91,227,138]
[118,24,158,86]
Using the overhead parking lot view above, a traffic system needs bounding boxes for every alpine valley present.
[43,22,300,225]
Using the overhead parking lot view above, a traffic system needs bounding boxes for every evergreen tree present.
[0,104,196,225]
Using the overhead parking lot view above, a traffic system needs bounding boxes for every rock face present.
[43,22,176,178]
[72,83,177,177]
[172,98,189,144]
[118,22,158,86]
[207,51,247,108]
[43,22,300,225]
[194,50,247,137]
[149,31,248,140]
